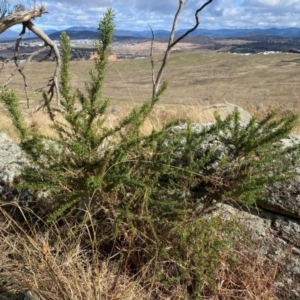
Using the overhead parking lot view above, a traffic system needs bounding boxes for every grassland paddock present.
[1,51,300,138]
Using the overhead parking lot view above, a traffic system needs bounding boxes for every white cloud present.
[8,0,300,30]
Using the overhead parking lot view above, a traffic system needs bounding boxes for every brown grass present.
[1,51,300,138]
[202,247,277,299]
[0,206,148,300]
[0,101,252,142]
[0,205,279,300]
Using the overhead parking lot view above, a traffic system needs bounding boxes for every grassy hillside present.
[1,51,300,139]
[2,51,300,107]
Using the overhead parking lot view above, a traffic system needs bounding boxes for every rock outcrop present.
[161,106,300,297]
[210,203,300,298]
[0,133,28,184]
[0,104,299,298]
[199,103,252,123]
[165,119,300,221]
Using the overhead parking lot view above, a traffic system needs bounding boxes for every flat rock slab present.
[0,133,28,184]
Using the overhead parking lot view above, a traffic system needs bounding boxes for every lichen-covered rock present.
[0,102,300,298]
[258,179,300,219]
[196,103,252,123]
[209,203,300,298]
[0,133,28,184]
[24,290,41,300]
[0,133,33,206]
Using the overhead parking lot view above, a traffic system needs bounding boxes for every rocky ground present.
[0,105,300,299]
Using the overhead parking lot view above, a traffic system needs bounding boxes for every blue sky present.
[9,0,300,31]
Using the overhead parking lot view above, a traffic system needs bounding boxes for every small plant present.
[1,3,300,299]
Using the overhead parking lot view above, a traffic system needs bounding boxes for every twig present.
[23,20,61,107]
[149,25,155,88]
[27,45,49,62]
[0,7,61,109]
[38,48,54,62]
[152,0,213,99]
[170,0,213,48]
[1,46,48,87]
[152,0,185,99]
[14,24,30,107]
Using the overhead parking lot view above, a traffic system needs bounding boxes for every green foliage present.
[1,8,300,299]
[217,110,300,204]
[0,88,27,139]
[159,109,300,211]
[59,32,71,100]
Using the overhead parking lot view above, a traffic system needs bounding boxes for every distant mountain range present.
[1,26,300,41]
[0,28,60,40]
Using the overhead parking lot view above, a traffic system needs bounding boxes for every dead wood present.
[0,7,61,108]
[0,7,47,34]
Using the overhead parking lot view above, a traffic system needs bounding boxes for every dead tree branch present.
[152,0,213,99]
[0,0,10,20]
[12,24,30,107]
[149,26,155,87]
[0,7,47,33]
[1,46,48,87]
[0,7,61,108]
[24,20,61,107]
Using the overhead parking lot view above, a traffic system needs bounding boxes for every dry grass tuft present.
[0,206,148,300]
[203,246,277,299]
[0,204,280,300]
[0,102,253,141]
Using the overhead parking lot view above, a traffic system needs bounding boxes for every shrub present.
[1,7,300,299]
